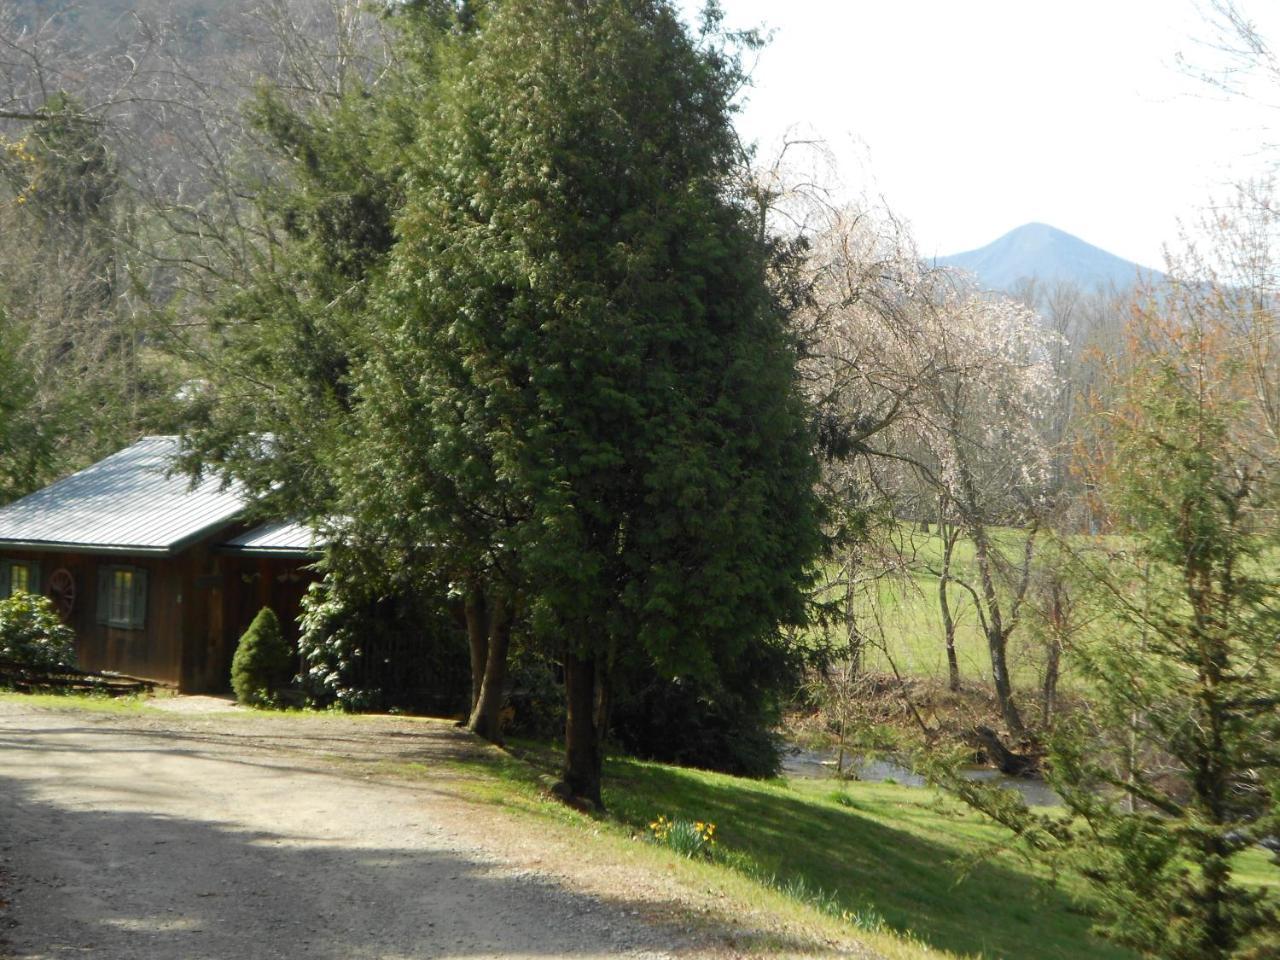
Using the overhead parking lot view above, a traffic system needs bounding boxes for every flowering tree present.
[903,288,1059,737]
[802,208,1061,738]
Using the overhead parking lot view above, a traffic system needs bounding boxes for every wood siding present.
[0,537,315,694]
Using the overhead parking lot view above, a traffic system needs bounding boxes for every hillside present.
[935,222,1163,293]
[7,0,259,61]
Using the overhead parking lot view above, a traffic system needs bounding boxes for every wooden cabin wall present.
[0,544,316,694]
[186,552,316,694]
[220,556,313,651]
[180,542,224,694]
[0,548,184,685]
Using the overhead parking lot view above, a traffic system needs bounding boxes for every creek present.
[782,745,1061,807]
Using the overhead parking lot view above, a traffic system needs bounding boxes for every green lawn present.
[471,741,1275,960]
[829,524,1084,691]
[859,525,1280,706]
[603,758,1132,960]
[467,740,1132,960]
[0,690,160,714]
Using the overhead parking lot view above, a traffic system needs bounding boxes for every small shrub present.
[503,644,564,739]
[647,815,717,859]
[0,592,75,671]
[230,607,292,706]
[611,654,792,778]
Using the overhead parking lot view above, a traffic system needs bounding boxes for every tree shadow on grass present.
[589,757,1132,960]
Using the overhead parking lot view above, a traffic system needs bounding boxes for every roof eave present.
[217,545,321,559]
[0,540,175,556]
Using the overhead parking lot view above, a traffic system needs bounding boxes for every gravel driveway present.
[0,699,685,960]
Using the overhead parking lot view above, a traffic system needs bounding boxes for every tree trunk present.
[559,651,604,809]
[835,713,847,777]
[467,594,511,743]
[970,524,1025,736]
[1041,580,1063,727]
[938,519,961,693]
[843,546,862,677]
[463,586,488,714]
[969,725,1039,776]
[1042,633,1061,728]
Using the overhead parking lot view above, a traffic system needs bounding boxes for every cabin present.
[0,437,320,692]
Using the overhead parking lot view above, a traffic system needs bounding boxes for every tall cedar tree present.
[355,0,823,804]
[175,0,468,515]
[938,304,1279,959]
[177,3,514,732]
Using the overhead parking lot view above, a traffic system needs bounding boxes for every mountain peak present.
[936,224,1161,293]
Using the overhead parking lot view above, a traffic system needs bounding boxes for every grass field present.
[604,758,1127,960]
[479,743,1105,959]
[836,523,1073,691]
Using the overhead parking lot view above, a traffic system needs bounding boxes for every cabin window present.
[96,565,148,630]
[0,560,39,599]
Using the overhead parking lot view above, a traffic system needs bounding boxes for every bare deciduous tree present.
[800,207,1062,739]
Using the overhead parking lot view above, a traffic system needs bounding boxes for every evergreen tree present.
[174,1,466,518]
[356,0,823,804]
[230,607,293,706]
[174,83,400,518]
[940,301,1280,959]
[0,305,48,504]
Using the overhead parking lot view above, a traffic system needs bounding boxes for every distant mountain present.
[935,223,1162,293]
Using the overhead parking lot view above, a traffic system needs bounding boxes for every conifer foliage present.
[230,607,293,707]
[353,0,823,804]
[943,302,1280,959]
[1062,310,1280,959]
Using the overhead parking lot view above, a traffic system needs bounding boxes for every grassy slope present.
[605,759,1129,960]
[481,741,1130,960]
[480,744,1275,960]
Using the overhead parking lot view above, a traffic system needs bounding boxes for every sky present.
[676,0,1279,268]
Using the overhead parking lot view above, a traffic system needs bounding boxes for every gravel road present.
[0,699,686,960]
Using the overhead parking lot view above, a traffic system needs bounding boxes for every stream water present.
[782,745,1061,807]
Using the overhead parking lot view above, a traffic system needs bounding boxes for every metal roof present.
[0,437,247,555]
[221,521,323,558]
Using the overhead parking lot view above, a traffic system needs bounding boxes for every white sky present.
[678,0,1279,268]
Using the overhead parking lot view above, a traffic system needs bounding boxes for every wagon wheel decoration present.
[46,568,76,619]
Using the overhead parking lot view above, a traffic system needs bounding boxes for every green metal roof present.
[0,437,246,555]
[221,521,323,558]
